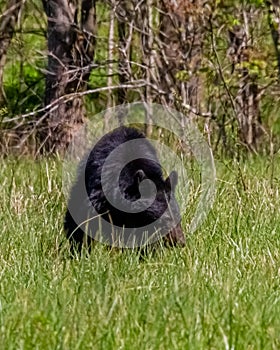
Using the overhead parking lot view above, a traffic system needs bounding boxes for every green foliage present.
[247,0,266,7]
[0,157,280,348]
[4,60,45,114]
[2,0,46,115]
[239,59,268,77]
[1,0,280,154]
[0,106,8,118]
[175,70,190,81]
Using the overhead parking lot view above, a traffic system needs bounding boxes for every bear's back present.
[84,126,163,190]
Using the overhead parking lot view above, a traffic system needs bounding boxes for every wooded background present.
[0,0,280,156]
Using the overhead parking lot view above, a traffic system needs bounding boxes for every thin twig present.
[3,81,166,124]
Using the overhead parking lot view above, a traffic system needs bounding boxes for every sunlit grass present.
[0,156,280,349]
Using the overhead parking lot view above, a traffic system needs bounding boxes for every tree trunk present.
[0,0,24,105]
[116,2,133,100]
[266,0,280,81]
[40,0,96,154]
[112,0,134,124]
[228,24,262,151]
[138,0,156,135]
[157,0,205,110]
[104,0,116,130]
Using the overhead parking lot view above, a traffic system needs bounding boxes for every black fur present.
[64,126,185,253]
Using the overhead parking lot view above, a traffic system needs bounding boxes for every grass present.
[0,155,280,349]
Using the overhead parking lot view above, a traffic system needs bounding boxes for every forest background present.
[1,0,280,156]
[1,1,280,348]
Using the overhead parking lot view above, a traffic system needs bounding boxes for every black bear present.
[64,126,185,253]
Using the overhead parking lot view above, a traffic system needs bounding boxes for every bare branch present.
[5,80,162,123]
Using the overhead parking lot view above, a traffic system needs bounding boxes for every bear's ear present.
[165,170,178,192]
[134,169,146,184]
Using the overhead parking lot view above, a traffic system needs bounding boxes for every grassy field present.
[0,156,280,349]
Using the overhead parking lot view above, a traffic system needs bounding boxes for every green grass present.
[0,156,280,349]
